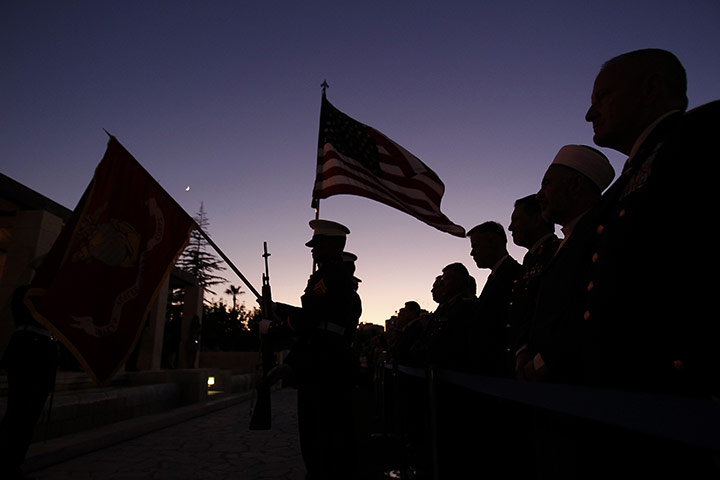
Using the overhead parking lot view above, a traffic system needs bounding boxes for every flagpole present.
[196,227,261,300]
[312,201,320,273]
[311,81,329,273]
[315,79,327,224]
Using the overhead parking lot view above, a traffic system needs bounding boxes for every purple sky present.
[2,1,719,326]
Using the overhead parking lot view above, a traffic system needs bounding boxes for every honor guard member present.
[342,251,361,293]
[274,219,361,480]
[0,257,59,480]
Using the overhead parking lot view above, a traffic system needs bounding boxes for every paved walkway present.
[24,387,400,480]
[27,389,306,479]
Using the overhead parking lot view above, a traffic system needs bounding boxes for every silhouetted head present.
[467,221,508,269]
[509,194,554,249]
[306,219,348,265]
[439,262,472,302]
[397,300,421,326]
[585,49,687,155]
[537,145,614,227]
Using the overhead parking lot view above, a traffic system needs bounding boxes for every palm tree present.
[224,285,243,311]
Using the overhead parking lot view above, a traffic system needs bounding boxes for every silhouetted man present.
[507,194,560,374]
[516,144,614,383]
[409,263,478,478]
[406,263,477,371]
[467,221,521,377]
[579,49,719,478]
[583,48,718,395]
[505,194,562,480]
[506,145,613,479]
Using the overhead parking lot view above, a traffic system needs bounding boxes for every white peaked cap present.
[551,145,615,191]
[305,219,350,246]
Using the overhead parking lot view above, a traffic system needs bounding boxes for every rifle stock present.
[249,242,276,430]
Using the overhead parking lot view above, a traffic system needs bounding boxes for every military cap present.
[551,145,615,191]
[343,251,361,282]
[305,219,350,247]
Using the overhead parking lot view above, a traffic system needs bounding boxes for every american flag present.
[312,94,465,237]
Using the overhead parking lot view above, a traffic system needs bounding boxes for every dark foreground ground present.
[24,384,403,480]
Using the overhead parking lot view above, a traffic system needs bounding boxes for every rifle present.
[249,242,276,430]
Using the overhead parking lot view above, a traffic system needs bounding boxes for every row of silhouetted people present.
[367,48,718,479]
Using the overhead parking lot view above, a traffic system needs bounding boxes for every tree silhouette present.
[176,202,227,303]
[224,284,244,311]
[201,300,260,351]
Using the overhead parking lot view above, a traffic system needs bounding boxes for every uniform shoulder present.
[679,100,720,129]
[318,262,355,287]
[662,100,720,151]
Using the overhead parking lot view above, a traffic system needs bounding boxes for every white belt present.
[16,325,52,337]
[317,322,345,336]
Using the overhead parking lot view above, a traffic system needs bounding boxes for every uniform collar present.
[626,109,682,168]
[491,254,510,274]
[528,233,556,255]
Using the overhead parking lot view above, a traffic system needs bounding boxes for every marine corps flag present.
[312,93,465,237]
[26,136,195,384]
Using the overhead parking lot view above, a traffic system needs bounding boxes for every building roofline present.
[0,172,72,219]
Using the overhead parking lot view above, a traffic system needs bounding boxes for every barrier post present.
[375,362,386,430]
[391,362,402,439]
[426,364,440,480]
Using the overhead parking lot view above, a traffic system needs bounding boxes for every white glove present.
[259,319,273,335]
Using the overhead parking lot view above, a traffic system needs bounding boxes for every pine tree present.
[176,202,226,301]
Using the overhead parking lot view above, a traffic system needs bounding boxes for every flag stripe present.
[316,157,445,216]
[317,173,446,222]
[313,96,464,237]
[317,150,444,207]
[318,182,465,234]
[314,161,465,235]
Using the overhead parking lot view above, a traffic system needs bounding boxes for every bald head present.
[601,49,687,109]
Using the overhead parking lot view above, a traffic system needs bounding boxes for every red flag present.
[313,94,465,237]
[26,136,195,383]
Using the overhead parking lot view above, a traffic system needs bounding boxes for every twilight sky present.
[2,1,719,326]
